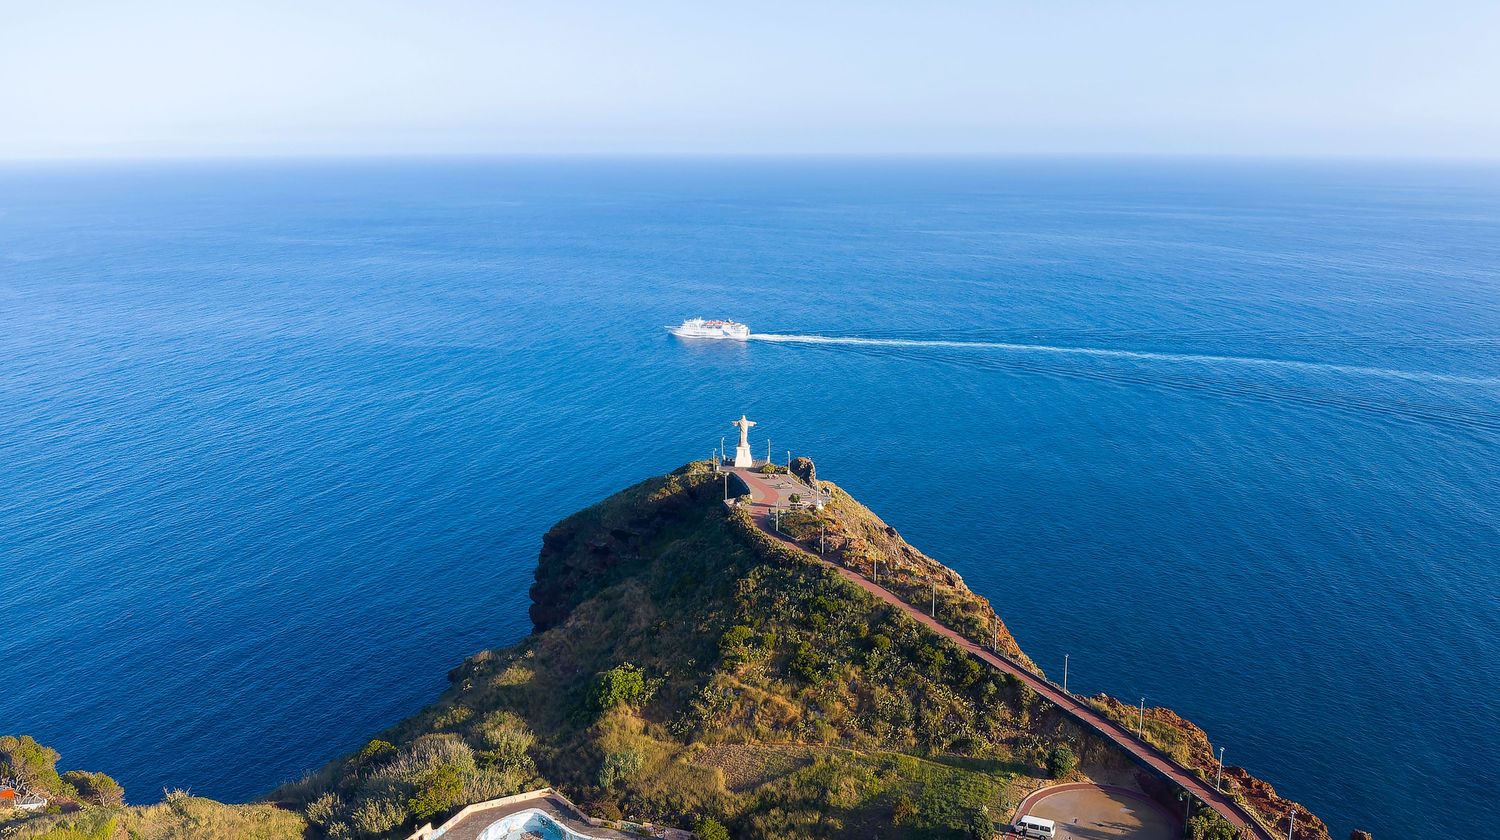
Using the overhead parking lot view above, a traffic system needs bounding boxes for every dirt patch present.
[689,744,818,793]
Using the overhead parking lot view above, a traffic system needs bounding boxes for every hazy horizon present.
[4,1,1499,161]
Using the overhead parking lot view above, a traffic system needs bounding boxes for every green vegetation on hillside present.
[269,461,1113,839]
[0,785,307,840]
[7,459,1334,840]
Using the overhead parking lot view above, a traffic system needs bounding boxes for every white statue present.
[732,415,756,467]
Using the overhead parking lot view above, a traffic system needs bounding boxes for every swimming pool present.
[474,807,596,840]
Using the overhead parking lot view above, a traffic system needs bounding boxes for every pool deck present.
[407,788,688,840]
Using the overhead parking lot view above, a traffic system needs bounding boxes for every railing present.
[749,512,1277,840]
[404,787,699,840]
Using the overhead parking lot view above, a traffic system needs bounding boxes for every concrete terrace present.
[406,788,693,840]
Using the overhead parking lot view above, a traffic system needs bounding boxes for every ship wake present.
[747,333,1500,388]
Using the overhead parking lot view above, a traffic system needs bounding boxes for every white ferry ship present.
[666,318,750,340]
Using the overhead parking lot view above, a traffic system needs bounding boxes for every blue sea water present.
[2,158,1497,837]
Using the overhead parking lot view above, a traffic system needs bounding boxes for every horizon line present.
[5,150,1500,167]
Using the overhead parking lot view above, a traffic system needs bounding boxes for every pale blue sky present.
[3,0,1497,159]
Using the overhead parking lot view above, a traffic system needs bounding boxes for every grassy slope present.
[8,460,1331,840]
[271,461,1116,839]
[1,796,307,840]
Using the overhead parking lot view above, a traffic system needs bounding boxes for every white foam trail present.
[747,334,1500,388]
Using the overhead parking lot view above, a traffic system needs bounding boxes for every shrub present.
[1046,745,1077,779]
[789,643,822,684]
[0,735,64,795]
[407,763,464,820]
[349,797,407,835]
[432,706,473,730]
[719,625,755,664]
[597,750,644,788]
[915,643,948,674]
[591,663,649,712]
[475,712,535,771]
[953,657,983,689]
[306,792,342,828]
[892,794,915,825]
[696,815,731,840]
[351,739,397,770]
[966,809,994,839]
[60,770,124,807]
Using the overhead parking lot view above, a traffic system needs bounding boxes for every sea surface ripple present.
[1,159,1497,837]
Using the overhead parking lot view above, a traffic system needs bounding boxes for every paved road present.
[728,467,1278,840]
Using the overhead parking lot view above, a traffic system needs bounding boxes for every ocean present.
[2,158,1496,837]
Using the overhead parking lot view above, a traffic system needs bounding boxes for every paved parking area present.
[1017,784,1179,840]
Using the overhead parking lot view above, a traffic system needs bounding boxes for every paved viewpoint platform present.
[1018,784,1179,840]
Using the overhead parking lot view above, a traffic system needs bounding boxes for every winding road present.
[727,466,1279,840]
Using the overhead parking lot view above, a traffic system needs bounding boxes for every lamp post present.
[931,581,937,617]
[1287,809,1296,840]
[1138,697,1145,738]
[766,440,771,465]
[1216,747,1224,792]
[1063,654,1069,694]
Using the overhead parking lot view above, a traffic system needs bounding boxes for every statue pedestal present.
[734,444,754,468]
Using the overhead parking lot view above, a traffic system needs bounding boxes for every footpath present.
[727,467,1278,840]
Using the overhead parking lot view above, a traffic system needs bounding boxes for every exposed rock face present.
[529,466,716,632]
[1350,832,1372,840]
[789,456,816,488]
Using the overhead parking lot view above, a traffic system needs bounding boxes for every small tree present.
[696,816,731,840]
[407,763,464,820]
[1046,745,1078,779]
[966,809,995,839]
[592,663,648,712]
[0,735,64,795]
[60,770,124,807]
[789,643,822,684]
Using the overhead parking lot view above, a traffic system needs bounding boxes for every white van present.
[1017,814,1056,839]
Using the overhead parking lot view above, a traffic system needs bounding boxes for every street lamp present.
[1063,654,1069,693]
[1216,747,1225,792]
[1287,809,1296,840]
[1138,698,1145,738]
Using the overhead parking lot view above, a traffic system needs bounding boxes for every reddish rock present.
[790,456,817,488]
